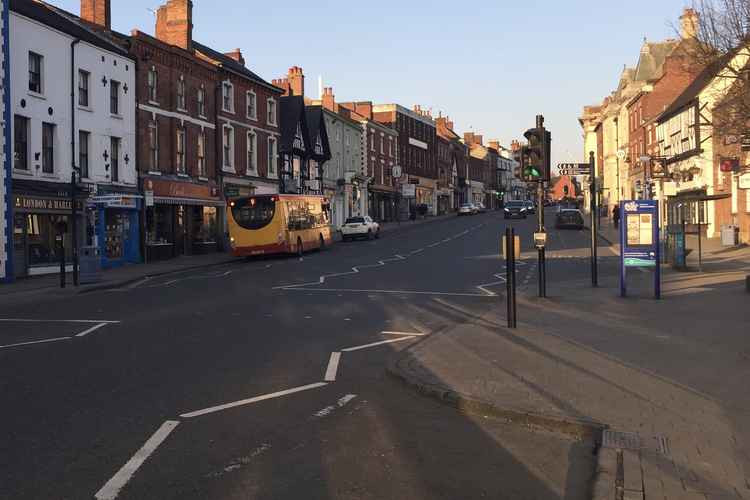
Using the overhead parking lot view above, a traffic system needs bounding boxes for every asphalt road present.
[0,208,613,500]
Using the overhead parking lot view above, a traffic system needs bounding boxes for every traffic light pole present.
[589,151,598,287]
[537,179,546,298]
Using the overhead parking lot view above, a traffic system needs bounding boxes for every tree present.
[680,1,750,138]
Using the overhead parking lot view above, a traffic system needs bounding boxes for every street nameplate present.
[557,163,591,175]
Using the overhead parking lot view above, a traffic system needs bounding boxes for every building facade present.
[195,44,283,201]
[123,0,223,262]
[10,0,137,277]
[373,104,437,215]
[0,0,9,281]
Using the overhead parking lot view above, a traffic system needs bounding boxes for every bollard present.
[505,227,517,328]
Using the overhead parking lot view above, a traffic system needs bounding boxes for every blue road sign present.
[620,200,661,299]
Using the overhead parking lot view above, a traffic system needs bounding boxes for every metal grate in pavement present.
[602,430,670,456]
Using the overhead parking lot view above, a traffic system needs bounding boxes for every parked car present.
[341,216,380,241]
[555,209,585,230]
[458,203,476,216]
[504,200,528,219]
[525,200,536,214]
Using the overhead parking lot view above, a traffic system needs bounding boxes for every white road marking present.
[95,420,180,500]
[341,336,417,352]
[381,331,427,336]
[427,242,441,248]
[410,248,424,254]
[75,322,110,338]
[0,336,72,350]
[664,287,712,297]
[285,287,495,298]
[324,352,341,381]
[313,394,357,418]
[0,319,120,324]
[180,383,329,419]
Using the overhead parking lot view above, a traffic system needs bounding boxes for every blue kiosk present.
[620,200,661,299]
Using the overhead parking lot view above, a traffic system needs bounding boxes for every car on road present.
[341,216,380,241]
[555,209,585,230]
[525,200,536,214]
[458,203,477,216]
[504,200,528,219]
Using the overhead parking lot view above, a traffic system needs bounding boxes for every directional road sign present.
[557,163,591,175]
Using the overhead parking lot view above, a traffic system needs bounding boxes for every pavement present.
[389,235,750,499]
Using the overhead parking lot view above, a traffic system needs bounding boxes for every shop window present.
[194,207,217,243]
[14,115,29,170]
[148,205,173,244]
[42,122,55,174]
[105,211,127,259]
[25,214,71,266]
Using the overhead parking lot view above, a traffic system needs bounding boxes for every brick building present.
[113,0,224,261]
[464,132,492,206]
[373,104,437,215]
[339,101,399,222]
[194,44,283,199]
[435,115,467,210]
[549,175,580,202]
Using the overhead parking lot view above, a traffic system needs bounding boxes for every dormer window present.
[293,122,304,150]
[314,134,323,155]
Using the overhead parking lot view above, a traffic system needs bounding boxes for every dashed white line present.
[286,287,495,297]
[341,336,417,352]
[0,336,72,350]
[0,319,120,324]
[381,331,427,336]
[94,420,180,500]
[324,352,341,382]
[180,382,329,419]
[313,394,357,418]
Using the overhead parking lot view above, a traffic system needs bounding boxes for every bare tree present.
[680,1,750,138]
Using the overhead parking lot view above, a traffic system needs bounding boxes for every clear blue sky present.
[57,0,687,164]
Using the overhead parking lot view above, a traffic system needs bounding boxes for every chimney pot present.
[287,66,305,97]
[155,0,194,51]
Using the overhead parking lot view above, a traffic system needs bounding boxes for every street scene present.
[1,1,750,500]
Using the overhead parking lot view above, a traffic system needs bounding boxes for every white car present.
[458,203,476,216]
[341,216,380,241]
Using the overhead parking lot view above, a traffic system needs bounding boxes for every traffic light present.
[522,127,551,182]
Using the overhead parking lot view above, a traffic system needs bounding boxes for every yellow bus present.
[228,194,333,257]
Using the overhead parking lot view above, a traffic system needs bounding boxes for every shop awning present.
[154,196,225,207]
[671,192,731,203]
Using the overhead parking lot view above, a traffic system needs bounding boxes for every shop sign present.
[89,195,138,208]
[150,178,218,201]
[739,173,750,189]
[14,195,83,212]
[401,184,416,197]
[144,190,154,207]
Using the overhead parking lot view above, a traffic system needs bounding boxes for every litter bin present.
[79,246,103,284]
[721,225,739,246]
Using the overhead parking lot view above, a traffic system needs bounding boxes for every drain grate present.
[602,430,670,456]
[602,430,641,450]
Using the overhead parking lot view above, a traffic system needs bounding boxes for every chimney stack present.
[354,101,373,120]
[272,78,291,96]
[488,140,500,151]
[680,8,699,39]
[224,48,245,66]
[155,0,193,51]
[288,66,305,97]
[464,132,475,145]
[81,0,111,29]
[474,135,483,146]
[322,87,336,112]
[446,117,454,131]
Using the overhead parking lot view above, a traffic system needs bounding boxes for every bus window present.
[232,197,276,230]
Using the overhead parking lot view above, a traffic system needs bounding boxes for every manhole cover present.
[602,430,670,456]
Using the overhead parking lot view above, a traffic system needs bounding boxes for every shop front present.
[86,191,141,269]
[368,185,398,222]
[144,179,224,262]
[11,183,85,278]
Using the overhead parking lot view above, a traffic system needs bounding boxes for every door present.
[13,214,27,277]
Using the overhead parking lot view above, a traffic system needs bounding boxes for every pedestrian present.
[612,205,620,229]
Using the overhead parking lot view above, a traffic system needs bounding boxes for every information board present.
[620,200,660,298]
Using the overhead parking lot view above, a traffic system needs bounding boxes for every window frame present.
[197,85,206,117]
[267,136,277,177]
[222,80,234,113]
[197,130,206,177]
[79,130,90,179]
[266,98,277,126]
[28,51,43,94]
[42,122,55,174]
[148,120,159,171]
[223,124,235,169]
[246,90,257,120]
[13,115,29,171]
[147,67,158,103]
[247,130,257,175]
[110,136,120,182]
[78,69,90,107]
[176,127,186,174]
[110,80,120,115]
[177,76,186,111]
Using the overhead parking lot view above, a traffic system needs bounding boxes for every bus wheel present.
[297,237,303,257]
[319,234,325,250]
